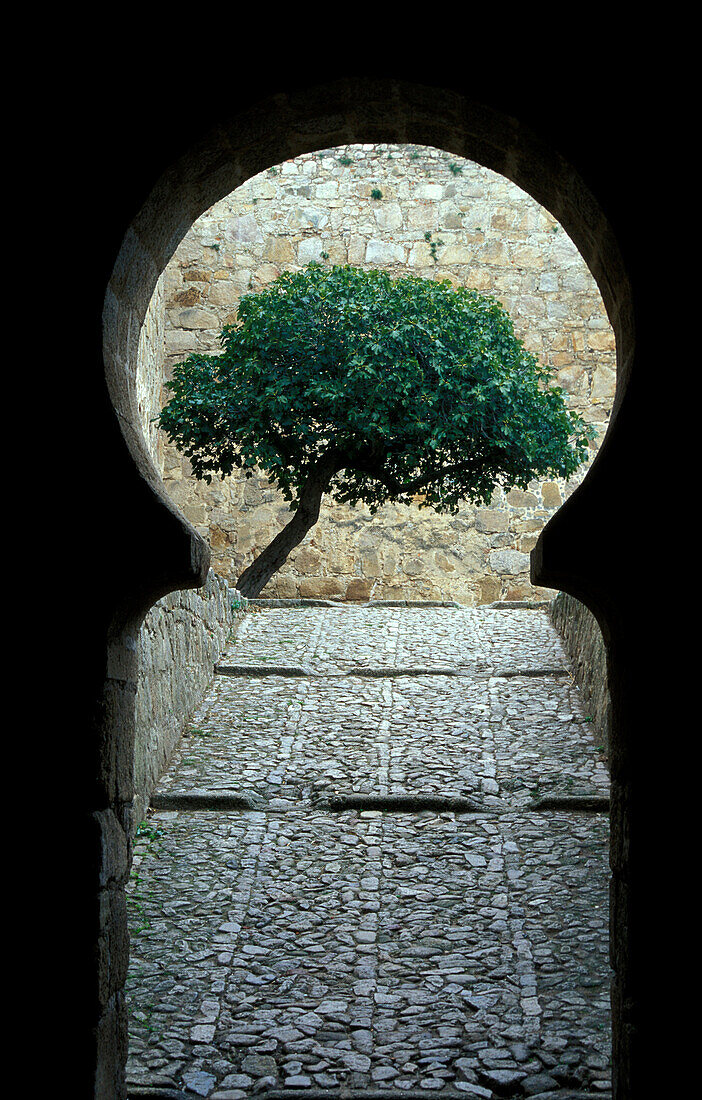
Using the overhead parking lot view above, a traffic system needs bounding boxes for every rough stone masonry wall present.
[133,273,243,828]
[550,592,612,762]
[133,569,237,827]
[137,270,166,468]
[156,144,616,604]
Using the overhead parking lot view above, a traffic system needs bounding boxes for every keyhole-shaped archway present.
[98,79,641,1099]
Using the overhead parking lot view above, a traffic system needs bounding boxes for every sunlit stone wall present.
[146,144,615,604]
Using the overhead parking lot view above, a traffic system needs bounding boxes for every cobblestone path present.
[126,605,612,1100]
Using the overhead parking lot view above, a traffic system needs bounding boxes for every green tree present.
[158,264,593,597]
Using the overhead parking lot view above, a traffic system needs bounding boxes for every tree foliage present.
[159,264,593,595]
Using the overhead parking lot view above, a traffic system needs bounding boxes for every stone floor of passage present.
[126,605,612,1100]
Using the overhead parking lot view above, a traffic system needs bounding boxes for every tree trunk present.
[236,454,342,598]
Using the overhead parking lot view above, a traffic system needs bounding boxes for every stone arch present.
[98,78,636,1098]
[104,84,632,604]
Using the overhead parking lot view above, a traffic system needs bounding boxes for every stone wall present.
[154,143,615,604]
[133,276,243,829]
[133,570,240,828]
[136,270,166,469]
[550,591,611,762]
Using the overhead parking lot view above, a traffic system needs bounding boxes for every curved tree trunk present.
[236,454,342,598]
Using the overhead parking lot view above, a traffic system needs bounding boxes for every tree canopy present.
[158,263,593,597]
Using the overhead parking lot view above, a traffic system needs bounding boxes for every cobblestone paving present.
[127,606,611,1099]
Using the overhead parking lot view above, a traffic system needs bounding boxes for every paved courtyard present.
[126,604,612,1099]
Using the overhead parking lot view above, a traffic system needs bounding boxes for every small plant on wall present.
[424,231,444,263]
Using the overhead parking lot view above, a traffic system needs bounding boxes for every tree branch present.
[350,450,488,498]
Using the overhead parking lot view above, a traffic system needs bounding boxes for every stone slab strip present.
[150,791,265,811]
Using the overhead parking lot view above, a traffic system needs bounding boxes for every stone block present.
[243,480,266,505]
[373,202,402,230]
[360,549,382,577]
[263,574,298,599]
[207,282,239,307]
[178,307,218,330]
[435,550,457,572]
[406,205,436,231]
[171,287,201,306]
[174,237,204,266]
[182,268,212,283]
[366,239,405,264]
[403,557,426,576]
[541,482,562,509]
[345,579,374,601]
[438,244,474,264]
[373,583,407,600]
[408,241,434,267]
[255,263,284,286]
[324,241,349,265]
[209,526,230,549]
[415,183,443,200]
[299,577,345,599]
[326,550,356,574]
[488,549,530,575]
[167,329,200,354]
[482,240,508,265]
[506,489,538,509]
[591,364,616,400]
[505,580,537,600]
[511,244,544,269]
[183,503,207,524]
[263,237,295,263]
[348,234,366,264]
[478,575,502,603]
[475,508,510,533]
[227,213,263,244]
[587,329,616,351]
[295,547,322,574]
[298,237,326,264]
